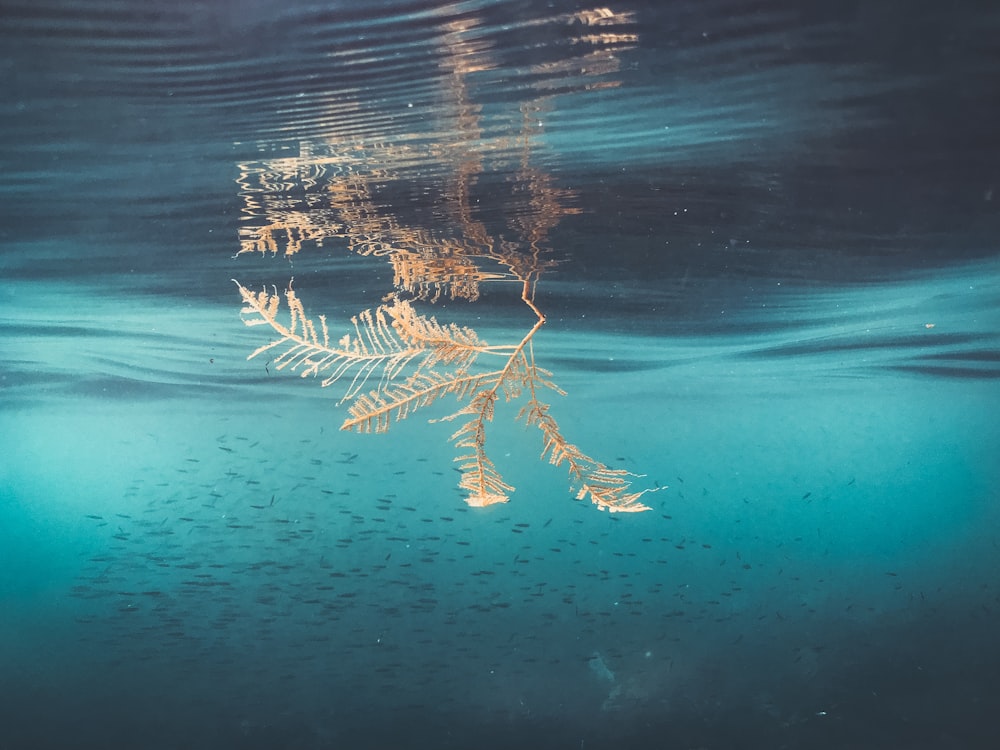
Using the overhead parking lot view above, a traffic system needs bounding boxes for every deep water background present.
[2,1,999,749]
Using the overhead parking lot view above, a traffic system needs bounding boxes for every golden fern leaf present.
[519,396,652,513]
[236,281,414,401]
[234,281,488,403]
[386,297,488,372]
[574,467,652,513]
[458,458,513,507]
[341,369,497,434]
[446,390,513,506]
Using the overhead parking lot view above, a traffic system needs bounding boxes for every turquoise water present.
[2,1,999,748]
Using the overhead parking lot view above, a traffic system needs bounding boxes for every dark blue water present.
[2,1,999,748]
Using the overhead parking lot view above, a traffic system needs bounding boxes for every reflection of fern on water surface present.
[236,279,653,513]
[231,5,655,512]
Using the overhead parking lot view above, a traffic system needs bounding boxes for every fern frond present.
[574,467,653,514]
[457,452,513,507]
[340,369,498,434]
[386,297,488,372]
[446,390,511,506]
[236,281,413,401]
[235,281,490,403]
[520,396,652,513]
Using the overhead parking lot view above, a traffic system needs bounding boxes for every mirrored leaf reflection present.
[234,5,656,512]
